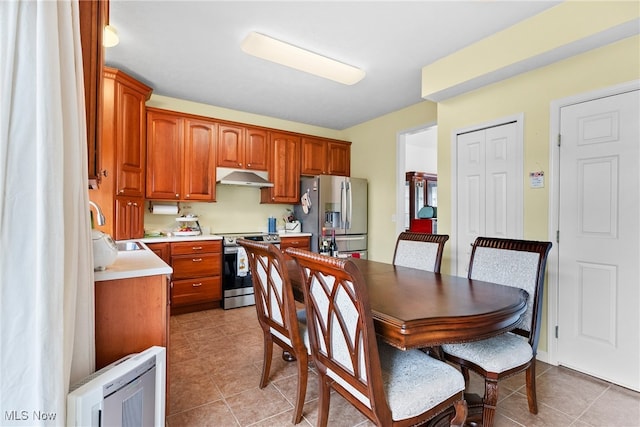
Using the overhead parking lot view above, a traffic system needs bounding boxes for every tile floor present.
[167,306,640,426]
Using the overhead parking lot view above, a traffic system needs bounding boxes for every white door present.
[557,89,639,391]
[455,122,522,276]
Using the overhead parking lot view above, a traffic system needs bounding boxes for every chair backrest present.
[468,237,552,350]
[393,232,449,273]
[238,239,305,354]
[286,248,392,422]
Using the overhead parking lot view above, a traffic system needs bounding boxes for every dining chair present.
[286,247,467,427]
[237,239,310,425]
[441,237,552,427]
[392,232,449,273]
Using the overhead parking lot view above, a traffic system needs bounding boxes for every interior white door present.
[557,89,639,391]
[455,122,521,276]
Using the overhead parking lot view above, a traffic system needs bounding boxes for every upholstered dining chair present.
[392,232,449,273]
[237,239,309,425]
[441,237,552,427]
[286,247,467,427]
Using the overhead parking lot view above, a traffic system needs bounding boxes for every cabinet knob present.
[247,163,251,167]
[186,194,190,198]
[119,189,124,194]
[132,202,138,207]
[127,201,132,206]
[175,194,179,198]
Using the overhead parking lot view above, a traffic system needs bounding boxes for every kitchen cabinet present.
[95,273,169,369]
[146,108,217,201]
[261,132,301,204]
[89,67,152,240]
[170,240,222,313]
[146,242,171,264]
[79,0,108,183]
[280,235,311,260]
[217,124,268,170]
[301,137,351,177]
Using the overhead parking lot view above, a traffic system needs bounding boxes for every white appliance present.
[92,229,118,271]
[67,346,166,427]
[295,175,368,258]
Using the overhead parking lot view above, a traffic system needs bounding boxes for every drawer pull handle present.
[192,258,203,262]
[192,246,203,250]
[192,282,202,287]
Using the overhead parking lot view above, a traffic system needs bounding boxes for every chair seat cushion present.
[378,342,465,421]
[441,332,533,373]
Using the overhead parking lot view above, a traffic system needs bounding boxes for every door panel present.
[456,122,520,276]
[557,90,639,391]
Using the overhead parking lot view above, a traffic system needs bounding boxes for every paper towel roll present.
[152,204,179,215]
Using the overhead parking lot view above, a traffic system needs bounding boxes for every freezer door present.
[344,177,367,235]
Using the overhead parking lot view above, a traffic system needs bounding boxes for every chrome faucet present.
[89,201,106,226]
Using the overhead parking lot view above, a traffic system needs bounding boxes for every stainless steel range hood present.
[216,167,274,188]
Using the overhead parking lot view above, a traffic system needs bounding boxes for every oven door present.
[222,248,255,309]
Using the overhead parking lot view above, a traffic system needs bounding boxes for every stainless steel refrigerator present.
[294,175,368,258]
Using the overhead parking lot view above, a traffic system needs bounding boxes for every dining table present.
[286,256,529,426]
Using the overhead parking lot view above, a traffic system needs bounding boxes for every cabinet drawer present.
[171,240,221,255]
[171,253,221,279]
[281,236,311,250]
[172,276,221,306]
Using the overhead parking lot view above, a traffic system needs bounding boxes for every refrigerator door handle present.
[340,181,347,228]
[346,181,352,229]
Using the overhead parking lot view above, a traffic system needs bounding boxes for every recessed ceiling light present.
[241,32,365,86]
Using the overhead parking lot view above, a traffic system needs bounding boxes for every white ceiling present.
[106,1,561,130]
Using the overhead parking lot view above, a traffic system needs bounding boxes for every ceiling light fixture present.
[241,32,365,85]
[103,25,119,48]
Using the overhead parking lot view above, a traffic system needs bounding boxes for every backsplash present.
[143,184,294,235]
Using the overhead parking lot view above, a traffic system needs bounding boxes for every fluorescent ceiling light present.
[241,32,365,85]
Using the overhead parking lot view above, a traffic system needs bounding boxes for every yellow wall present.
[343,101,437,262]
[143,95,347,234]
[435,35,640,352]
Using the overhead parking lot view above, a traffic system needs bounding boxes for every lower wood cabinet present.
[145,242,170,264]
[95,274,169,370]
[169,240,222,313]
[280,235,311,260]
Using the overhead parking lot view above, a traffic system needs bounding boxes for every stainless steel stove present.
[219,232,281,309]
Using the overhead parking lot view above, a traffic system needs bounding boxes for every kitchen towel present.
[237,247,248,277]
[152,203,179,215]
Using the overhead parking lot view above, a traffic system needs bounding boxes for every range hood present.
[216,167,274,188]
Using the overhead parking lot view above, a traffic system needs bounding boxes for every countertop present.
[94,241,172,282]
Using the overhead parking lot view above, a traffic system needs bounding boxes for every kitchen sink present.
[116,241,144,251]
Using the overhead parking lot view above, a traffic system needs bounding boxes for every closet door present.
[455,122,521,276]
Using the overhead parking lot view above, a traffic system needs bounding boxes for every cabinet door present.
[217,124,244,168]
[146,242,171,264]
[129,198,145,238]
[327,141,351,176]
[116,84,147,197]
[301,137,327,175]
[114,197,144,240]
[244,127,268,170]
[183,118,216,201]
[262,132,300,203]
[146,110,183,199]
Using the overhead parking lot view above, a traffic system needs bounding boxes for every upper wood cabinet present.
[261,132,300,204]
[217,124,268,170]
[146,108,216,201]
[301,137,351,176]
[79,0,108,182]
[89,67,151,240]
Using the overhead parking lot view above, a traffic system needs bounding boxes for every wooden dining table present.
[287,257,528,351]
[286,257,529,426]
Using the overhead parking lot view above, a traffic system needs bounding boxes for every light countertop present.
[94,241,172,282]
[138,234,223,244]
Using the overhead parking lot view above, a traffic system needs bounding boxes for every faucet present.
[89,201,106,226]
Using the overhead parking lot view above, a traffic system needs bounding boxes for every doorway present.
[396,124,437,236]
[548,82,639,391]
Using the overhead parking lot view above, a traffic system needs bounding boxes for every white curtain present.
[0,1,95,424]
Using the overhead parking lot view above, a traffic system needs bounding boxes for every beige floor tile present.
[302,392,374,427]
[169,373,223,415]
[248,408,313,426]
[211,362,262,397]
[497,391,575,426]
[577,384,640,427]
[272,368,319,405]
[225,384,293,426]
[166,399,239,426]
